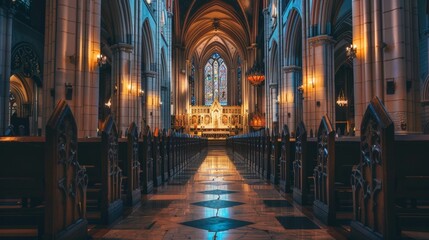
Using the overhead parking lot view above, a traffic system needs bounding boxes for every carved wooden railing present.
[124,122,140,206]
[45,99,88,239]
[293,121,307,204]
[279,125,292,193]
[140,127,154,194]
[161,129,169,182]
[152,128,162,187]
[270,129,280,185]
[313,115,335,225]
[168,130,175,177]
[350,97,395,240]
[263,129,271,180]
[100,115,123,224]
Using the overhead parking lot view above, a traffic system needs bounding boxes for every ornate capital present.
[282,65,301,73]
[111,43,133,53]
[308,35,336,46]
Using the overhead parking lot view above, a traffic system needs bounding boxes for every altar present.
[188,100,243,139]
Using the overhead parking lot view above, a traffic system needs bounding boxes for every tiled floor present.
[89,146,347,240]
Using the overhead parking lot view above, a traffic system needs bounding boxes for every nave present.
[89,145,347,240]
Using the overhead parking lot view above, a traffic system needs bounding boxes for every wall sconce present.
[297,85,304,94]
[97,54,107,67]
[139,89,144,97]
[346,44,357,59]
[65,83,73,100]
[105,98,112,108]
[67,54,76,65]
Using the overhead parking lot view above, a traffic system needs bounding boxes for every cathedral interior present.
[1,0,429,239]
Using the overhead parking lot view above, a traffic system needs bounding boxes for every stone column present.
[143,71,158,130]
[281,65,301,133]
[0,3,14,135]
[305,35,335,134]
[43,0,101,137]
[111,43,134,136]
[352,0,421,134]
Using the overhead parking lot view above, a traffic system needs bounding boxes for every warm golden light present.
[246,63,265,86]
[336,89,348,107]
[346,44,357,59]
[97,54,107,67]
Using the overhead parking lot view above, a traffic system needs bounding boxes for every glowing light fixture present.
[246,63,265,86]
[346,44,357,59]
[97,54,107,67]
[336,89,348,107]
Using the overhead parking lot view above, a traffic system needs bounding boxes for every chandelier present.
[249,112,265,130]
[246,63,265,86]
[336,89,348,107]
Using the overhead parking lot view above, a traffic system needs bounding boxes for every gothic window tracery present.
[204,53,227,106]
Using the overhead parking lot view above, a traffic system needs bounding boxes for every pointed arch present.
[101,0,133,44]
[142,19,155,71]
[423,75,429,102]
[310,0,334,36]
[284,8,302,66]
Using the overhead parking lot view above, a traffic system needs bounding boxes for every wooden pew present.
[0,99,88,239]
[293,121,317,205]
[167,130,175,178]
[161,129,169,183]
[270,130,280,185]
[118,122,141,206]
[263,129,271,180]
[279,125,294,193]
[152,128,162,187]
[140,128,154,194]
[313,115,360,225]
[78,115,123,225]
[350,97,429,239]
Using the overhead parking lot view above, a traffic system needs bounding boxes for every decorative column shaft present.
[0,4,14,135]
[304,35,335,134]
[112,43,134,136]
[281,65,301,133]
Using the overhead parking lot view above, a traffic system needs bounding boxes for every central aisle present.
[90,146,345,240]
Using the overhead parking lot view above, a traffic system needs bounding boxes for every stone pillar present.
[281,65,301,133]
[304,35,335,134]
[43,0,101,137]
[352,0,421,134]
[0,3,14,135]
[269,83,278,129]
[111,43,134,136]
[144,71,159,130]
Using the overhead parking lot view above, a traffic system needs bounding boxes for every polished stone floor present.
[89,146,348,240]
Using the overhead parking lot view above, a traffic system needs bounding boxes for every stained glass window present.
[204,53,227,106]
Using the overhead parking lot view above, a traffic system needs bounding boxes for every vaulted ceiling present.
[173,0,263,62]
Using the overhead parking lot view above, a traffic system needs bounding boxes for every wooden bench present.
[262,129,271,180]
[278,125,295,193]
[293,121,317,205]
[140,128,154,194]
[313,115,360,225]
[152,128,162,187]
[350,97,429,239]
[118,122,141,206]
[78,115,123,225]
[270,130,281,185]
[160,129,169,183]
[0,99,88,239]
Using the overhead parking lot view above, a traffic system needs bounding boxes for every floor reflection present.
[89,146,344,240]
